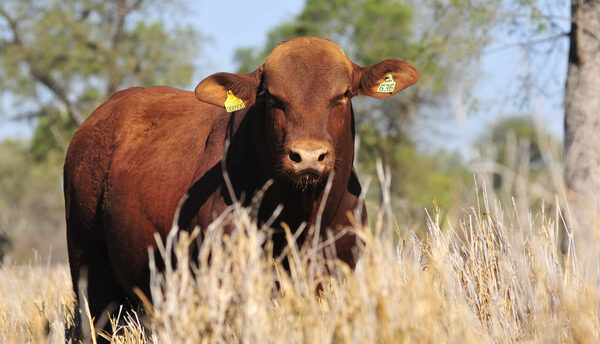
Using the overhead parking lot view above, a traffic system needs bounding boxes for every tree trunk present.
[563,0,600,260]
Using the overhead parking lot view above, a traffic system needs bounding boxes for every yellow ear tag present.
[224,90,245,112]
[376,73,396,94]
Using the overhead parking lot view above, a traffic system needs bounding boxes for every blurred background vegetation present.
[0,0,570,263]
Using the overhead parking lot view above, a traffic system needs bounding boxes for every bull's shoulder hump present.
[106,87,232,161]
[69,85,229,164]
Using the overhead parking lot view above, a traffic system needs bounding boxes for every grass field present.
[1,185,599,343]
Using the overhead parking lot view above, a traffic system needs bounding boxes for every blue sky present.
[0,0,569,158]
[190,1,305,76]
[454,30,568,156]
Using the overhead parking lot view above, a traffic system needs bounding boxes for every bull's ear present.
[354,60,418,99]
[195,66,263,109]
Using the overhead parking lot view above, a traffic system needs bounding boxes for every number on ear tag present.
[376,74,396,94]
[224,90,245,112]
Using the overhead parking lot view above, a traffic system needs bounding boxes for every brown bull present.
[64,37,418,328]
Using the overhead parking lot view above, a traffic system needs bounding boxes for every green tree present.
[486,116,558,178]
[0,139,65,263]
[474,115,562,215]
[0,0,200,155]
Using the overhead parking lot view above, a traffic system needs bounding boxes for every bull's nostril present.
[289,151,302,163]
[318,153,327,162]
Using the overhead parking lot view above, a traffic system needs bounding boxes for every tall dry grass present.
[0,261,74,343]
[1,181,599,343]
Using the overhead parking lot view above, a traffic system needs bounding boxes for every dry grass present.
[1,184,599,343]
[0,262,74,343]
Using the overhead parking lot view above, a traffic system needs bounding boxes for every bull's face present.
[258,42,354,188]
[194,37,418,189]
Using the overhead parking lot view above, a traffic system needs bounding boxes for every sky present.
[0,0,569,159]
[454,30,568,158]
[189,1,305,77]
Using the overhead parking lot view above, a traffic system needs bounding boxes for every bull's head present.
[195,37,418,189]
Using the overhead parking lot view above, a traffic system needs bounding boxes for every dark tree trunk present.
[563,0,600,259]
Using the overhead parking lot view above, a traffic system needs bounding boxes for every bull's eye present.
[332,91,351,108]
[270,95,285,110]
[261,90,285,110]
[344,89,353,98]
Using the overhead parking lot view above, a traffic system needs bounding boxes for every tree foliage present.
[485,116,556,173]
[0,0,200,153]
[359,124,468,220]
[0,139,65,263]
[473,115,562,215]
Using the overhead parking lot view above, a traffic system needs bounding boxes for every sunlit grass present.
[0,262,74,343]
[1,183,599,343]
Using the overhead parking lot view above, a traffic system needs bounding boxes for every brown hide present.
[64,37,418,328]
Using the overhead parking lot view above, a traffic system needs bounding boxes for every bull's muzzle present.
[286,140,334,177]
